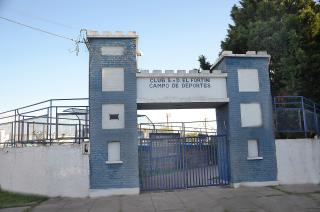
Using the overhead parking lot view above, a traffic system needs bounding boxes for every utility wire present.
[0,16,83,43]
[13,9,78,30]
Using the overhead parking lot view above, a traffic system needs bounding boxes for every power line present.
[0,16,83,43]
[13,9,78,30]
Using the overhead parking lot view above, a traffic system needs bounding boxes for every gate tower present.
[215,51,277,186]
[87,31,140,196]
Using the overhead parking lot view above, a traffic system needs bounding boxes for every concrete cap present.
[139,70,149,74]
[246,51,256,55]
[87,31,138,38]
[257,51,268,55]
[189,69,199,74]
[115,31,124,36]
[212,70,222,74]
[152,70,163,74]
[221,51,233,56]
[177,70,186,74]
[165,70,175,74]
[128,31,137,36]
[201,70,210,74]
[211,50,270,70]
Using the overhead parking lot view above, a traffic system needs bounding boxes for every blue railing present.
[138,135,229,191]
[0,98,89,147]
[274,96,320,138]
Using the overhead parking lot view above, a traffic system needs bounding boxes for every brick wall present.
[88,38,139,189]
[215,56,277,183]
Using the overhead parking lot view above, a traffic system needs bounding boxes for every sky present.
[0,0,239,123]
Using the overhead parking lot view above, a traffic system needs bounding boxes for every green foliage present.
[198,55,212,70]
[0,189,48,208]
[220,0,320,101]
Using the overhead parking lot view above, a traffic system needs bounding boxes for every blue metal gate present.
[138,135,229,191]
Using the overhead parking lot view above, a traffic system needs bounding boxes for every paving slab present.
[0,207,30,212]
[255,194,318,212]
[150,191,185,211]
[175,188,220,212]
[219,195,264,212]
[276,184,320,194]
[89,196,120,212]
[59,198,95,212]
[32,198,74,212]
[120,194,155,212]
[25,185,320,212]
[201,186,235,200]
[309,193,320,204]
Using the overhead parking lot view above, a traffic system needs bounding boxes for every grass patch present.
[0,189,48,209]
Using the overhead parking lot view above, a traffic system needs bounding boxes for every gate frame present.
[138,134,230,192]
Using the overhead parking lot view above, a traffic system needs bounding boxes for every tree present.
[201,0,320,102]
[198,55,212,70]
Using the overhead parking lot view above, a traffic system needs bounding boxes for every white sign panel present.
[137,72,228,107]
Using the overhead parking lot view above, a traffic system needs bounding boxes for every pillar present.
[215,51,278,186]
[87,31,139,196]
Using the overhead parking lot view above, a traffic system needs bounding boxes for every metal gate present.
[138,135,229,191]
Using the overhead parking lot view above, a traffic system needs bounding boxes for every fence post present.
[17,111,20,144]
[55,106,58,142]
[49,100,53,145]
[301,97,308,138]
[182,122,185,137]
[314,103,319,135]
[13,109,17,147]
[273,97,278,132]
[46,107,49,143]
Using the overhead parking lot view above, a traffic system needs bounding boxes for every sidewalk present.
[2,185,320,212]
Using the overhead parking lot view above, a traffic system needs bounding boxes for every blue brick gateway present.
[86,31,277,196]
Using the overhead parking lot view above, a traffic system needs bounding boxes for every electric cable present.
[0,16,87,55]
[0,16,84,43]
[11,9,78,30]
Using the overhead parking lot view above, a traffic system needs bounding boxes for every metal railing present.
[138,120,225,139]
[2,95,319,147]
[274,96,320,138]
[0,98,89,147]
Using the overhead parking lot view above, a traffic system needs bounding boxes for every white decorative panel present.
[102,104,124,129]
[136,73,228,105]
[102,68,124,91]
[108,142,121,162]
[101,46,124,56]
[237,69,260,92]
[240,103,262,127]
[248,139,259,158]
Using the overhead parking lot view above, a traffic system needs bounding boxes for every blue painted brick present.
[215,56,277,183]
[88,38,139,189]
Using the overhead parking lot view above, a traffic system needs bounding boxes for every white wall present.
[0,145,89,197]
[2,139,319,198]
[276,138,320,184]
